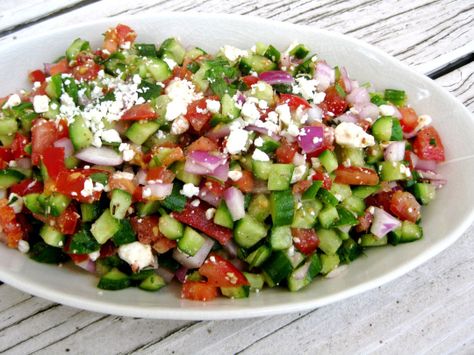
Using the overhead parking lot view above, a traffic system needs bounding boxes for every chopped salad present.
[0,24,446,301]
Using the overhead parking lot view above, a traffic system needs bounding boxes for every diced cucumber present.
[125,121,160,145]
[249,81,274,104]
[97,268,130,290]
[287,253,322,292]
[330,183,352,201]
[317,228,342,255]
[145,57,172,82]
[45,74,62,99]
[341,147,366,167]
[24,193,44,214]
[135,43,157,57]
[291,199,322,228]
[69,228,100,254]
[302,180,323,200]
[136,201,161,217]
[66,38,90,62]
[192,61,210,92]
[247,193,271,222]
[139,274,166,292]
[0,169,25,188]
[359,233,388,247]
[378,161,410,181]
[173,161,202,185]
[267,164,294,191]
[184,47,206,61]
[317,188,339,206]
[259,135,280,154]
[320,254,340,275]
[341,195,366,216]
[69,115,93,150]
[91,208,121,244]
[161,183,186,212]
[39,225,65,248]
[80,202,101,222]
[243,272,265,291]
[263,44,281,63]
[221,93,240,119]
[319,150,339,173]
[388,221,423,245]
[318,205,339,228]
[178,227,205,256]
[110,189,132,220]
[413,183,436,205]
[371,116,402,142]
[352,185,380,199]
[112,219,137,246]
[0,118,18,136]
[384,89,406,107]
[289,44,310,59]
[245,245,272,269]
[48,193,71,217]
[333,206,358,227]
[252,160,272,180]
[213,201,234,229]
[158,38,186,65]
[220,285,250,299]
[239,54,277,74]
[285,247,306,269]
[270,190,295,226]
[159,214,184,240]
[338,238,363,263]
[234,214,267,248]
[262,250,294,287]
[270,226,293,250]
[366,144,384,164]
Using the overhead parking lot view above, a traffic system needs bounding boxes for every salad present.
[0,24,446,301]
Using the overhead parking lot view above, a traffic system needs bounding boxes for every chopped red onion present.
[340,67,352,93]
[143,183,173,199]
[54,138,74,158]
[315,62,335,91]
[223,240,238,258]
[392,106,402,119]
[173,236,214,269]
[155,267,174,283]
[75,146,123,166]
[297,126,324,153]
[384,141,406,162]
[292,152,306,166]
[184,159,210,175]
[135,169,147,186]
[205,124,231,139]
[325,265,349,279]
[174,266,188,283]
[236,93,246,106]
[199,184,221,207]
[209,162,229,182]
[224,187,245,221]
[15,157,32,170]
[75,259,96,274]
[43,63,52,76]
[307,106,323,122]
[245,124,270,136]
[336,113,358,124]
[370,207,401,238]
[415,170,444,180]
[293,260,311,280]
[347,87,369,106]
[259,70,294,85]
[356,103,380,121]
[410,152,437,172]
[188,151,227,172]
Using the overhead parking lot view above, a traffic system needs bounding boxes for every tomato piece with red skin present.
[312,169,332,190]
[413,126,445,162]
[399,107,418,133]
[9,179,43,196]
[275,139,299,163]
[56,205,80,235]
[187,137,219,152]
[121,103,157,121]
[279,94,311,110]
[28,69,46,83]
[11,133,30,159]
[108,174,136,195]
[201,178,226,199]
[130,216,160,245]
[55,170,103,203]
[132,186,144,202]
[100,241,117,258]
[319,86,348,120]
[152,236,177,254]
[199,253,249,287]
[365,191,395,212]
[49,59,70,76]
[355,209,374,233]
[171,201,233,245]
[181,281,218,301]
[305,123,335,158]
[185,98,214,133]
[0,147,13,166]
[171,66,193,81]
[69,253,89,264]
[389,190,421,223]
[241,75,259,87]
[291,228,320,255]
[103,24,137,54]
[42,146,66,180]
[146,167,175,184]
[0,199,24,248]
[292,180,312,194]
[31,120,59,165]
[233,170,254,193]
[334,166,379,186]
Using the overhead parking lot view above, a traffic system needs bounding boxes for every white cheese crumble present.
[335,122,375,148]
[142,187,152,198]
[253,137,264,147]
[180,183,200,198]
[119,143,135,162]
[101,129,122,143]
[221,45,248,62]
[416,114,432,131]
[291,165,307,183]
[112,171,135,181]
[171,116,190,135]
[165,78,202,121]
[275,104,292,125]
[206,99,221,113]
[226,128,249,154]
[241,99,261,123]
[163,57,177,70]
[118,242,154,271]
[228,170,243,181]
[191,199,201,207]
[17,240,30,254]
[252,148,270,161]
[2,94,21,109]
[379,104,396,116]
[292,77,326,104]
[205,208,216,220]
[80,178,94,197]
[8,193,23,214]
[33,95,50,113]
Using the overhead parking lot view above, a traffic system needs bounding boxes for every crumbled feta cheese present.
[286,123,300,137]
[120,41,131,50]
[206,99,221,113]
[379,104,396,116]
[2,94,21,109]
[89,250,100,261]
[205,208,216,220]
[17,240,30,254]
[142,187,152,198]
[180,183,200,198]
[80,178,94,197]
[254,137,264,147]
[119,143,135,162]
[191,199,201,207]
[241,99,261,123]
[113,171,135,181]
[101,129,122,143]
[8,193,23,214]
[226,128,249,154]
[228,170,243,181]
[252,148,270,161]
[33,95,50,113]
[165,78,203,121]
[416,114,432,131]
[163,57,177,70]
[275,104,292,125]
[335,122,375,148]
[291,165,307,183]
[221,45,248,62]
[118,242,154,271]
[258,100,268,110]
[171,116,190,135]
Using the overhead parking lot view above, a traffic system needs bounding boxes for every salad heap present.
[0,24,446,301]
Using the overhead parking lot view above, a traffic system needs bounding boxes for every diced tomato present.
[202,178,226,199]
[152,236,177,254]
[279,93,311,110]
[28,69,46,83]
[292,180,312,194]
[103,24,137,54]
[69,253,90,264]
[199,254,249,287]
[185,98,213,133]
[365,191,394,212]
[121,103,157,121]
[42,146,66,180]
[389,190,421,223]
[171,201,233,245]
[9,179,43,196]
[146,167,175,184]
[233,170,254,193]
[171,66,193,81]
[241,75,259,87]
[312,169,333,190]
[355,209,374,233]
[275,139,299,163]
[130,216,160,245]
[413,126,445,162]
[72,55,102,81]
[334,166,379,186]
[399,107,418,133]
[108,173,136,195]
[181,281,218,301]
[11,133,30,159]
[0,147,13,168]
[100,241,117,258]
[319,86,348,120]
[49,59,70,76]
[187,137,219,152]
[56,170,102,203]
[116,24,137,46]
[151,146,184,167]
[56,205,80,235]
[291,228,320,255]
[0,199,24,248]
[132,186,144,202]
[31,120,59,165]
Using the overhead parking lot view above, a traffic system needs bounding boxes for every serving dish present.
[0,13,473,320]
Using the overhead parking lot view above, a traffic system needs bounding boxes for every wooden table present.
[0,1,473,353]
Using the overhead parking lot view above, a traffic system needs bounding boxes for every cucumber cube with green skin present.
[371,116,403,142]
[378,161,410,181]
[319,150,338,173]
[234,214,267,248]
[388,221,423,245]
[318,205,340,228]
[243,272,265,291]
[112,219,137,246]
[384,89,406,107]
[262,250,294,287]
[178,227,205,256]
[247,194,271,222]
[159,214,184,240]
[291,199,322,228]
[270,190,295,226]
[125,121,160,145]
[338,238,363,263]
[250,81,274,104]
[302,180,323,200]
[287,253,322,292]
[110,189,132,220]
[320,254,340,275]
[91,208,121,244]
[39,225,65,248]
[317,188,339,206]
[69,229,100,254]
[0,169,25,189]
[220,285,250,299]
[173,161,202,185]
[24,193,44,214]
[317,228,342,255]
[289,44,310,59]
[270,226,293,250]
[359,234,388,247]
[139,274,166,292]
[69,115,93,150]
[221,93,240,119]
[80,202,101,222]
[48,193,71,217]
[239,54,277,74]
[0,118,18,136]
[352,185,380,199]
[213,201,234,229]
[341,195,366,216]
[413,183,436,205]
[252,160,272,180]
[267,164,294,191]
[66,38,90,62]
[341,147,366,167]
[158,38,186,65]
[145,57,172,82]
[259,135,281,154]
[97,268,130,290]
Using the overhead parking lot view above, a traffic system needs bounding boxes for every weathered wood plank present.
[0,0,472,71]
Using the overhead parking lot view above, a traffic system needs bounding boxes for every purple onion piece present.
[144,183,173,199]
[224,186,245,221]
[75,146,123,166]
[155,267,175,283]
[384,141,406,162]
[173,236,214,269]
[188,150,227,172]
[347,87,370,106]
[297,126,324,153]
[259,70,294,85]
[209,162,229,182]
[370,207,402,238]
